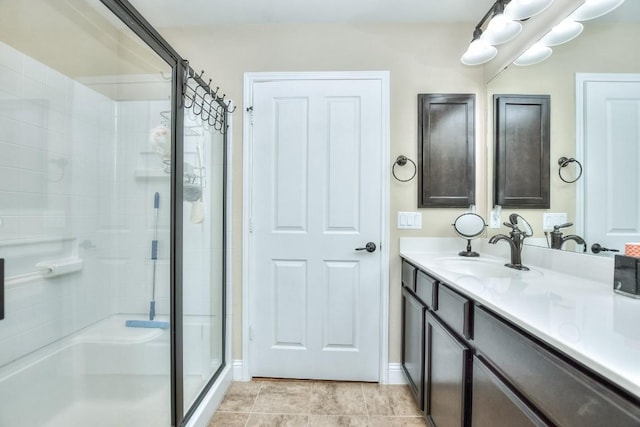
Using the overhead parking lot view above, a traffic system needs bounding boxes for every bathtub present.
[0,314,220,427]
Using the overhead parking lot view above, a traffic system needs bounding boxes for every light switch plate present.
[543,212,568,230]
[397,211,422,229]
[489,208,501,228]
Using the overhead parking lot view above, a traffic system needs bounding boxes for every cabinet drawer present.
[435,284,472,339]
[474,307,640,427]
[472,356,548,427]
[416,270,436,308]
[402,260,416,291]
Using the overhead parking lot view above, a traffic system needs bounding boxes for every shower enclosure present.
[0,1,229,426]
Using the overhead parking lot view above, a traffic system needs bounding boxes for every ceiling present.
[129,0,499,27]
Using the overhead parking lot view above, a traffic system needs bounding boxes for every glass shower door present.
[0,0,174,425]
[181,106,225,414]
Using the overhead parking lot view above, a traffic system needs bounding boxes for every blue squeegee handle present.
[150,192,160,321]
[151,192,159,259]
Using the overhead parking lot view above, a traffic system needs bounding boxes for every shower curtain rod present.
[182,61,235,133]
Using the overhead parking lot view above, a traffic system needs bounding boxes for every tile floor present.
[207,379,427,426]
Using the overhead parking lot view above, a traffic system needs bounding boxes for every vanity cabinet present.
[402,261,471,424]
[425,309,470,427]
[400,257,640,426]
[474,306,640,427]
[402,286,425,408]
[471,356,547,427]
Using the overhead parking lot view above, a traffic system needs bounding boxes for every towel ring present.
[558,157,583,184]
[392,155,417,182]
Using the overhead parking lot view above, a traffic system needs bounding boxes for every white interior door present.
[578,74,640,252]
[246,74,387,381]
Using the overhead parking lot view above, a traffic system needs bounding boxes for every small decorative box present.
[614,255,640,298]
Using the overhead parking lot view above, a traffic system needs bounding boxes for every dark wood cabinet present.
[474,306,640,427]
[425,310,470,427]
[471,356,548,427]
[494,94,550,208]
[401,287,425,409]
[400,256,640,426]
[417,94,475,208]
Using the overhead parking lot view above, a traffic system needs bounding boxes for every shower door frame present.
[98,1,228,426]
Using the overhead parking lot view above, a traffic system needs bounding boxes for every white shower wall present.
[0,40,209,368]
[0,40,118,367]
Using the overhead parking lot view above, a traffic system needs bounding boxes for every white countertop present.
[400,238,640,400]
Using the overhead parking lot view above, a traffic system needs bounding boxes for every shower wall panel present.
[0,41,117,367]
[114,100,172,317]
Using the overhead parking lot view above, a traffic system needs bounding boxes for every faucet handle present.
[553,222,573,231]
[503,221,517,230]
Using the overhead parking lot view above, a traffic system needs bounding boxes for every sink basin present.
[435,257,543,279]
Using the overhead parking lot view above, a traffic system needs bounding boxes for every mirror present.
[486,0,640,253]
[453,213,487,257]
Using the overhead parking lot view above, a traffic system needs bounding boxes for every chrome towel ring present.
[558,156,583,183]
[392,155,417,182]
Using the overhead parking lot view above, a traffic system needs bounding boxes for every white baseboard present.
[232,360,406,384]
[386,363,407,385]
[232,359,245,381]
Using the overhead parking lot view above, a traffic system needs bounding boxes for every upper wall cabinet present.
[494,95,550,209]
[418,94,475,208]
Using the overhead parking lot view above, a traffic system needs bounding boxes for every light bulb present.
[482,13,523,45]
[571,0,625,21]
[539,19,583,46]
[513,43,552,66]
[461,39,498,66]
[504,0,554,20]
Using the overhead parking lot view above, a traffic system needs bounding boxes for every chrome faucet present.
[548,223,587,252]
[489,214,530,271]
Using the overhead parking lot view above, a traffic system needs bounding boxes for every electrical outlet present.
[397,212,422,229]
[543,213,568,230]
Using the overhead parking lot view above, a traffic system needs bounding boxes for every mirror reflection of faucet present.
[488,213,531,271]
[546,222,587,252]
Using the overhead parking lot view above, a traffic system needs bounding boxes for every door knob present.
[355,242,377,253]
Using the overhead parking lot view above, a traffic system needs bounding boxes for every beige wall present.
[160,23,487,363]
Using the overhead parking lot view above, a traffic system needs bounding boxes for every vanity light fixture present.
[513,0,626,66]
[570,0,626,21]
[461,0,553,66]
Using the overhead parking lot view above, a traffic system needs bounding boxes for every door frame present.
[241,71,390,382]
[575,73,640,238]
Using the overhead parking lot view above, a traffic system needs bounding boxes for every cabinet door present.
[425,310,470,427]
[417,93,475,208]
[494,94,550,208]
[472,356,549,427]
[402,288,425,409]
